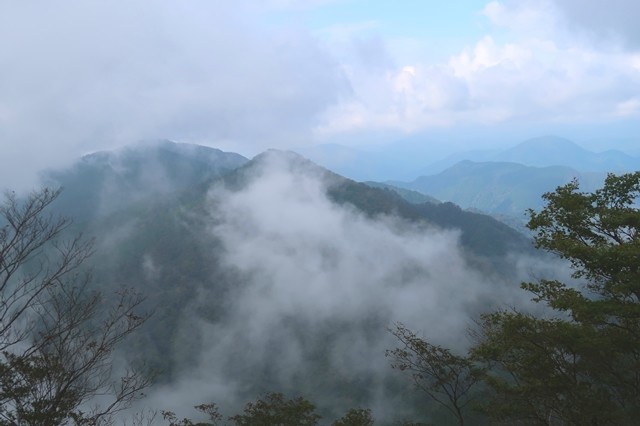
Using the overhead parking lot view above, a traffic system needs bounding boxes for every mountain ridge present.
[300,135,640,182]
[43,141,249,221]
[35,141,548,422]
[388,159,606,218]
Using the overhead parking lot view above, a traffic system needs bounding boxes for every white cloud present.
[554,0,640,49]
[260,0,343,11]
[615,98,640,117]
[450,36,532,78]
[482,0,559,36]
[0,0,348,191]
[316,0,640,138]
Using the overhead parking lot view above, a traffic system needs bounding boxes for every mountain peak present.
[44,141,249,221]
[520,135,578,146]
[493,136,591,168]
[505,135,587,155]
[220,149,345,192]
[489,135,639,172]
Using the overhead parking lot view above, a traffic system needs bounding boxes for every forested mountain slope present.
[40,142,544,424]
[43,140,249,222]
[390,160,606,217]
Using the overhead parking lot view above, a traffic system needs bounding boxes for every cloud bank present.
[316,0,640,138]
[138,153,531,421]
[0,1,347,190]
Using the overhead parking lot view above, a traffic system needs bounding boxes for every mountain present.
[42,145,543,291]
[221,149,532,258]
[44,143,531,264]
[40,142,545,422]
[418,149,498,175]
[418,136,640,176]
[294,144,430,181]
[43,140,248,222]
[494,136,590,165]
[363,182,441,205]
[294,141,450,182]
[581,137,640,156]
[292,143,384,181]
[390,160,606,218]
[383,136,637,224]
[300,136,640,185]
[493,135,640,172]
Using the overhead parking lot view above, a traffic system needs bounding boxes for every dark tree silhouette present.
[0,188,151,425]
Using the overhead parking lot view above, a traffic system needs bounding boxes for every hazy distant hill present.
[493,135,640,172]
[294,141,449,182]
[301,136,640,183]
[423,136,640,175]
[293,143,385,181]
[390,160,606,218]
[419,149,497,175]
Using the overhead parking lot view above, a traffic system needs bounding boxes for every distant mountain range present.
[389,160,606,218]
[295,143,425,182]
[315,134,639,223]
[44,136,633,245]
[299,135,640,182]
[45,137,626,246]
[494,136,636,170]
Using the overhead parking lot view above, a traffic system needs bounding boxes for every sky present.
[1,0,640,190]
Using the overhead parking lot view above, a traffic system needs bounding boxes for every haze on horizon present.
[1,0,639,190]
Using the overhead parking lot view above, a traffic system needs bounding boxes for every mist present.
[131,151,542,422]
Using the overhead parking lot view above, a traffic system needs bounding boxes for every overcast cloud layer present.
[0,1,347,190]
[1,0,639,190]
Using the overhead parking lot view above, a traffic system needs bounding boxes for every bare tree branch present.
[0,188,152,425]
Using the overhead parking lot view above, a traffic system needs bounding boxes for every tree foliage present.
[389,172,640,425]
[386,323,483,426]
[228,392,320,426]
[161,395,377,426]
[474,172,640,425]
[162,403,223,426]
[331,408,374,426]
[0,188,151,425]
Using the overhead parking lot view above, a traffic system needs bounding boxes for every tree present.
[228,392,320,426]
[161,403,223,426]
[0,188,151,425]
[472,172,640,425]
[332,408,374,426]
[388,172,640,425]
[386,323,483,426]
[161,397,377,426]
